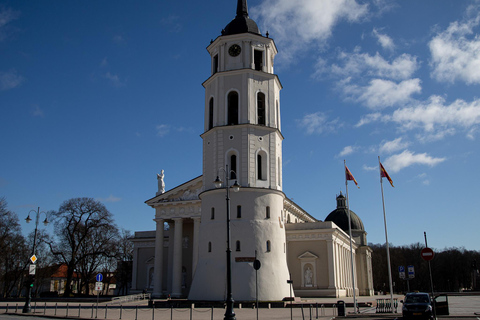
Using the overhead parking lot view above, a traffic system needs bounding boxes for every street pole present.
[23,207,48,313]
[214,165,240,320]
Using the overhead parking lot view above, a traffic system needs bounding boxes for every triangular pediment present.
[145,175,203,207]
[298,251,319,260]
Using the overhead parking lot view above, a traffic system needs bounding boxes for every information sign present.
[95,282,103,291]
[408,265,415,279]
[96,273,103,282]
[29,264,36,275]
[398,266,405,279]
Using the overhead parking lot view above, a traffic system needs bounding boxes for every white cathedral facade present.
[131,0,374,301]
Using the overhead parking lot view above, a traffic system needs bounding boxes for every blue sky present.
[1,0,480,252]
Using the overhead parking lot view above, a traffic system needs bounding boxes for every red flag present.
[345,164,359,188]
[380,161,394,187]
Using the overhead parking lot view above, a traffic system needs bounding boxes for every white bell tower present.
[188,0,291,301]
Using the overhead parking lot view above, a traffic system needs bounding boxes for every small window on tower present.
[230,154,237,180]
[237,205,242,218]
[257,92,265,125]
[228,91,239,125]
[213,54,218,74]
[211,208,215,220]
[266,206,270,219]
[254,50,263,71]
[208,242,212,252]
[209,98,214,130]
[236,241,241,252]
[266,240,271,252]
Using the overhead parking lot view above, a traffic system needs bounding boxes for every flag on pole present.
[345,164,359,188]
[379,161,394,187]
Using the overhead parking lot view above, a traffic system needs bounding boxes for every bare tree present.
[48,197,119,296]
[0,197,28,298]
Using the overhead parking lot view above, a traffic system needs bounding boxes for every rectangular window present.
[237,205,242,218]
[254,50,263,71]
[266,206,270,219]
[213,55,218,74]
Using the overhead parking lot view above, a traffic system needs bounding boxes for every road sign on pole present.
[29,264,36,275]
[398,266,405,279]
[421,247,434,261]
[408,265,415,279]
[95,282,103,291]
[96,273,103,282]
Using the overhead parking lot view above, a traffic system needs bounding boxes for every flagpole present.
[344,160,357,314]
[379,156,394,312]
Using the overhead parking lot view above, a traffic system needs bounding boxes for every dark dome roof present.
[222,0,260,36]
[324,193,365,232]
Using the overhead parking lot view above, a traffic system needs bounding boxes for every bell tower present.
[188,0,291,301]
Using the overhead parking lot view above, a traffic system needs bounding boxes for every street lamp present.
[23,207,49,313]
[214,165,240,320]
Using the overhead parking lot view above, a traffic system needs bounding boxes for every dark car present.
[402,292,434,320]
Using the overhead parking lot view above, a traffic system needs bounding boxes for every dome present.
[324,193,365,232]
[222,0,260,36]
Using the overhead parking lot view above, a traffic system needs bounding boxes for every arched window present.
[287,215,291,223]
[237,205,242,218]
[278,157,281,186]
[236,241,241,252]
[211,207,215,220]
[208,242,212,252]
[257,150,267,180]
[257,92,265,125]
[266,240,271,252]
[208,98,214,130]
[266,206,270,219]
[276,101,280,129]
[230,154,237,180]
[228,91,239,125]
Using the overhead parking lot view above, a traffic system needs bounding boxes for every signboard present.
[29,264,36,275]
[30,255,37,264]
[96,273,103,282]
[408,265,415,279]
[95,282,103,291]
[421,247,434,261]
[398,266,405,279]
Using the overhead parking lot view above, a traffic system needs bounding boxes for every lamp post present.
[23,207,49,313]
[214,165,240,320]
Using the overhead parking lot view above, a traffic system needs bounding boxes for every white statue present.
[305,266,313,286]
[157,170,165,194]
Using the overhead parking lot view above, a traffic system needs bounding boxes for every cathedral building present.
[131,0,374,301]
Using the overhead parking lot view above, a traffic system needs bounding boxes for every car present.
[402,292,434,320]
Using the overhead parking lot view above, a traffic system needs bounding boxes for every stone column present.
[327,240,336,290]
[192,217,201,275]
[171,218,183,297]
[153,218,164,298]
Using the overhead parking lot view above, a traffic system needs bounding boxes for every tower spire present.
[236,0,249,17]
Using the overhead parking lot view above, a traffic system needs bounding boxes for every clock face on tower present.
[228,44,242,57]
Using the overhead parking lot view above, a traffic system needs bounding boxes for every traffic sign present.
[421,247,434,261]
[398,266,405,279]
[96,273,103,282]
[29,264,36,275]
[408,265,415,279]
[95,282,103,291]
[253,259,261,270]
[30,255,37,264]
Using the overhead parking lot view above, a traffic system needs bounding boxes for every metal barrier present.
[111,293,151,304]
[376,298,398,313]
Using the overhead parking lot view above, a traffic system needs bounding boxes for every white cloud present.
[0,69,24,90]
[363,164,377,171]
[373,28,395,51]
[329,51,418,81]
[104,72,125,87]
[355,112,383,127]
[389,95,480,135]
[161,14,182,33]
[0,7,19,41]
[252,0,369,64]
[343,78,421,109]
[96,195,121,203]
[156,124,170,137]
[383,150,445,173]
[429,12,480,84]
[379,137,409,154]
[296,112,341,135]
[31,105,44,118]
[338,145,357,157]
